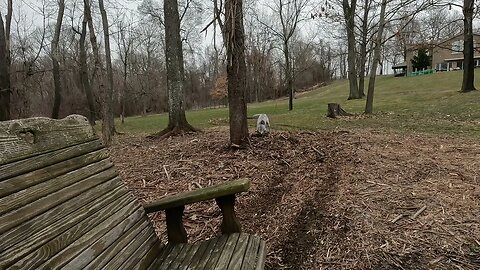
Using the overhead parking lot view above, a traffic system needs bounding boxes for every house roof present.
[392,62,407,69]
[437,33,480,45]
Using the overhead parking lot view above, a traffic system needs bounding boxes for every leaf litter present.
[110,127,479,270]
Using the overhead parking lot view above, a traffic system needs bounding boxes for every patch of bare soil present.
[110,128,480,270]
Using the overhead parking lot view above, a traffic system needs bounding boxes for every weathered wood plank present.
[3,193,135,269]
[133,240,166,270]
[35,202,142,269]
[255,240,266,270]
[62,209,147,270]
[0,167,117,235]
[227,233,250,270]
[104,224,158,270]
[176,241,204,270]
[0,157,112,215]
[189,238,219,270]
[147,244,176,270]
[157,243,187,270]
[0,147,108,198]
[0,182,126,264]
[0,139,103,182]
[144,179,250,213]
[167,243,196,269]
[0,115,96,165]
[202,234,230,270]
[117,232,161,270]
[240,236,260,270]
[83,220,149,270]
[214,233,241,270]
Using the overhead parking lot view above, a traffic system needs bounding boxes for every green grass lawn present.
[114,70,480,137]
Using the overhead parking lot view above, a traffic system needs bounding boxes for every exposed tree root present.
[147,124,200,140]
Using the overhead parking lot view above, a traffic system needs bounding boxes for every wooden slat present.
[62,209,147,270]
[227,234,251,270]
[176,241,204,270]
[255,241,266,270]
[117,232,161,270]
[0,139,103,182]
[103,225,159,270]
[189,238,219,270]
[0,147,108,198]
[144,179,250,213]
[240,236,260,270]
[179,239,212,270]
[31,201,142,269]
[83,220,150,270]
[3,194,135,269]
[158,243,187,270]
[0,115,96,165]
[203,234,232,270]
[0,157,112,215]
[0,182,126,264]
[167,243,196,269]
[133,239,166,270]
[147,244,176,270]
[214,233,241,270]
[0,167,117,234]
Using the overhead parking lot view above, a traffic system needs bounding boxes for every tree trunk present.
[343,0,360,100]
[83,0,101,84]
[461,0,475,92]
[156,0,196,138]
[358,0,370,98]
[365,0,387,114]
[0,14,11,121]
[99,0,115,145]
[327,103,352,118]
[284,42,294,110]
[225,0,248,146]
[51,0,65,119]
[79,14,96,125]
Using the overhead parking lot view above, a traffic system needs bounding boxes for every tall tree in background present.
[365,0,387,114]
[79,3,96,125]
[0,3,12,121]
[225,0,248,146]
[461,0,475,92]
[51,0,65,119]
[157,0,197,138]
[99,0,115,145]
[342,0,361,100]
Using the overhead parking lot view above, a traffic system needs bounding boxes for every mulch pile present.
[110,127,480,269]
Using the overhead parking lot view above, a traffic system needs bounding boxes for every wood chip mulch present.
[109,127,480,270]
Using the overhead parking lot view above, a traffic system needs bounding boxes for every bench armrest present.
[143,179,251,244]
[143,179,250,213]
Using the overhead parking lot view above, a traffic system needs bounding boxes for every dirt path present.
[110,128,480,269]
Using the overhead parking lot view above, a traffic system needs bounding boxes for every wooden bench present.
[0,115,266,269]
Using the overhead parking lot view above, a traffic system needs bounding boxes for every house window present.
[452,40,463,54]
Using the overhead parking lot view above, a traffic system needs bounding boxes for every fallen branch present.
[391,214,404,223]
[411,205,427,220]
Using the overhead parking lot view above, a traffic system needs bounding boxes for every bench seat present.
[0,115,266,269]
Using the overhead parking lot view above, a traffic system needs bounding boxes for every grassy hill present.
[115,70,480,137]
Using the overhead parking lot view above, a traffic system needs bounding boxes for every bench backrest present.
[0,115,161,269]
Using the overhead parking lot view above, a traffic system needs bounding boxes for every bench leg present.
[216,195,242,234]
[165,206,188,243]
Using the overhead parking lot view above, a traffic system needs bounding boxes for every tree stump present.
[327,103,352,118]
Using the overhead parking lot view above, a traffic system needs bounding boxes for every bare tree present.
[51,0,65,119]
[79,3,96,125]
[342,0,361,99]
[156,0,197,138]
[99,0,115,145]
[365,0,387,114]
[256,0,309,110]
[225,0,248,146]
[461,0,475,92]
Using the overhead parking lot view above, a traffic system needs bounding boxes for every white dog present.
[253,114,270,136]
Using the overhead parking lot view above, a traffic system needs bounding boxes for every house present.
[394,33,480,75]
